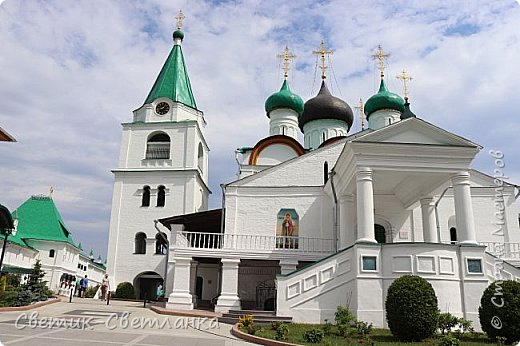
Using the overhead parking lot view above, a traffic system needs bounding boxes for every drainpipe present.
[434,186,452,243]
[220,184,226,235]
[154,220,169,296]
[329,170,339,253]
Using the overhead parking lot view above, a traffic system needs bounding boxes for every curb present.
[0,297,61,312]
[231,323,302,346]
[150,305,221,318]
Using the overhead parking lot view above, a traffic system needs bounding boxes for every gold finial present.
[355,98,365,130]
[313,41,334,80]
[276,46,297,80]
[175,10,186,30]
[396,69,413,100]
[371,45,390,78]
[49,186,54,197]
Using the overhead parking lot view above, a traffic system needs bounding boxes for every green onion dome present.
[173,29,184,40]
[265,80,305,117]
[364,79,405,118]
[299,81,353,131]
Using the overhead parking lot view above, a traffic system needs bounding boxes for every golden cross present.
[49,186,54,197]
[175,10,186,30]
[354,98,365,130]
[396,69,413,100]
[313,41,334,80]
[276,46,297,79]
[371,45,390,78]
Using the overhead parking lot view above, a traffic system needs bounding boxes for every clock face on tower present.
[155,102,170,115]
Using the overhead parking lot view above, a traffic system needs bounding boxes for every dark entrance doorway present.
[133,271,163,300]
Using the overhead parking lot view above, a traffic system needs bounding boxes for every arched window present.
[375,224,386,244]
[197,143,204,173]
[322,132,326,143]
[450,227,457,244]
[146,132,170,159]
[142,186,150,207]
[157,185,165,207]
[323,161,329,184]
[49,249,55,258]
[155,233,168,255]
[135,233,147,254]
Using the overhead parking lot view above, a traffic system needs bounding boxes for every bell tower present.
[106,12,210,288]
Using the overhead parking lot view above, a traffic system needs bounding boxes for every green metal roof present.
[1,265,32,274]
[265,79,304,117]
[143,32,197,109]
[10,195,77,248]
[364,79,405,118]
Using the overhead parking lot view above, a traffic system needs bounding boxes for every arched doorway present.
[133,271,163,300]
[374,224,386,244]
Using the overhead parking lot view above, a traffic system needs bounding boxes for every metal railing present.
[173,231,334,253]
[480,242,520,259]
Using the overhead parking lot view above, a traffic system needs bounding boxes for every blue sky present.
[0,0,519,258]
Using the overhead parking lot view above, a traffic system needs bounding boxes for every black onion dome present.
[299,81,354,131]
[400,99,417,120]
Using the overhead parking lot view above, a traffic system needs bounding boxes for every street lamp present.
[0,204,17,275]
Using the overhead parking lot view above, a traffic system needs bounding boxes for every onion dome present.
[364,79,405,118]
[173,29,184,40]
[265,80,304,117]
[299,81,354,131]
[400,97,417,119]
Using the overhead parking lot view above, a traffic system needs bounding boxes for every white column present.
[339,194,356,249]
[356,168,377,243]
[420,197,438,243]
[166,256,193,310]
[215,258,241,312]
[279,259,298,275]
[189,260,198,305]
[452,172,478,245]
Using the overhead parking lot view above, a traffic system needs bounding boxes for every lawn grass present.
[253,323,494,346]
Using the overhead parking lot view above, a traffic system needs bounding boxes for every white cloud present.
[0,0,519,257]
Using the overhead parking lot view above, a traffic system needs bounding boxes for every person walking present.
[100,274,110,301]
[80,275,88,298]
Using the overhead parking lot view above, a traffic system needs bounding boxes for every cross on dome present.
[396,69,413,100]
[175,10,185,30]
[277,46,297,80]
[371,45,390,78]
[313,41,334,80]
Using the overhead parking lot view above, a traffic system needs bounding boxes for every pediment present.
[353,118,481,148]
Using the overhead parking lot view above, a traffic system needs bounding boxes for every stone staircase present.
[218,309,293,325]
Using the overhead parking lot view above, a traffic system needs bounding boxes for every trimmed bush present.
[114,282,135,299]
[479,280,520,344]
[386,275,439,341]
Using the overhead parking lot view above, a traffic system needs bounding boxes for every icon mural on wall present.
[276,209,299,249]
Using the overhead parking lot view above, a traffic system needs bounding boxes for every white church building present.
[106,20,520,329]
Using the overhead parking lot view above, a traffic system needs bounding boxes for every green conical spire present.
[143,28,197,109]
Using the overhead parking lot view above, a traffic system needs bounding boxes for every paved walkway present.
[0,298,256,346]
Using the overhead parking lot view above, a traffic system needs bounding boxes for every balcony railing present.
[173,231,335,254]
[480,242,520,259]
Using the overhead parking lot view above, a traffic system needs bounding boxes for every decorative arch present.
[155,232,168,254]
[133,271,163,300]
[142,186,151,207]
[197,143,204,172]
[374,216,393,244]
[157,185,165,207]
[146,132,170,159]
[249,135,305,165]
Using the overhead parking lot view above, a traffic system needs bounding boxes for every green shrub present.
[355,320,373,335]
[438,312,460,335]
[238,315,255,335]
[113,282,135,299]
[322,319,333,335]
[274,322,289,341]
[479,280,520,344]
[438,334,461,346]
[385,275,439,341]
[303,328,324,343]
[85,285,99,298]
[0,290,18,307]
[335,305,354,325]
[337,323,351,337]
